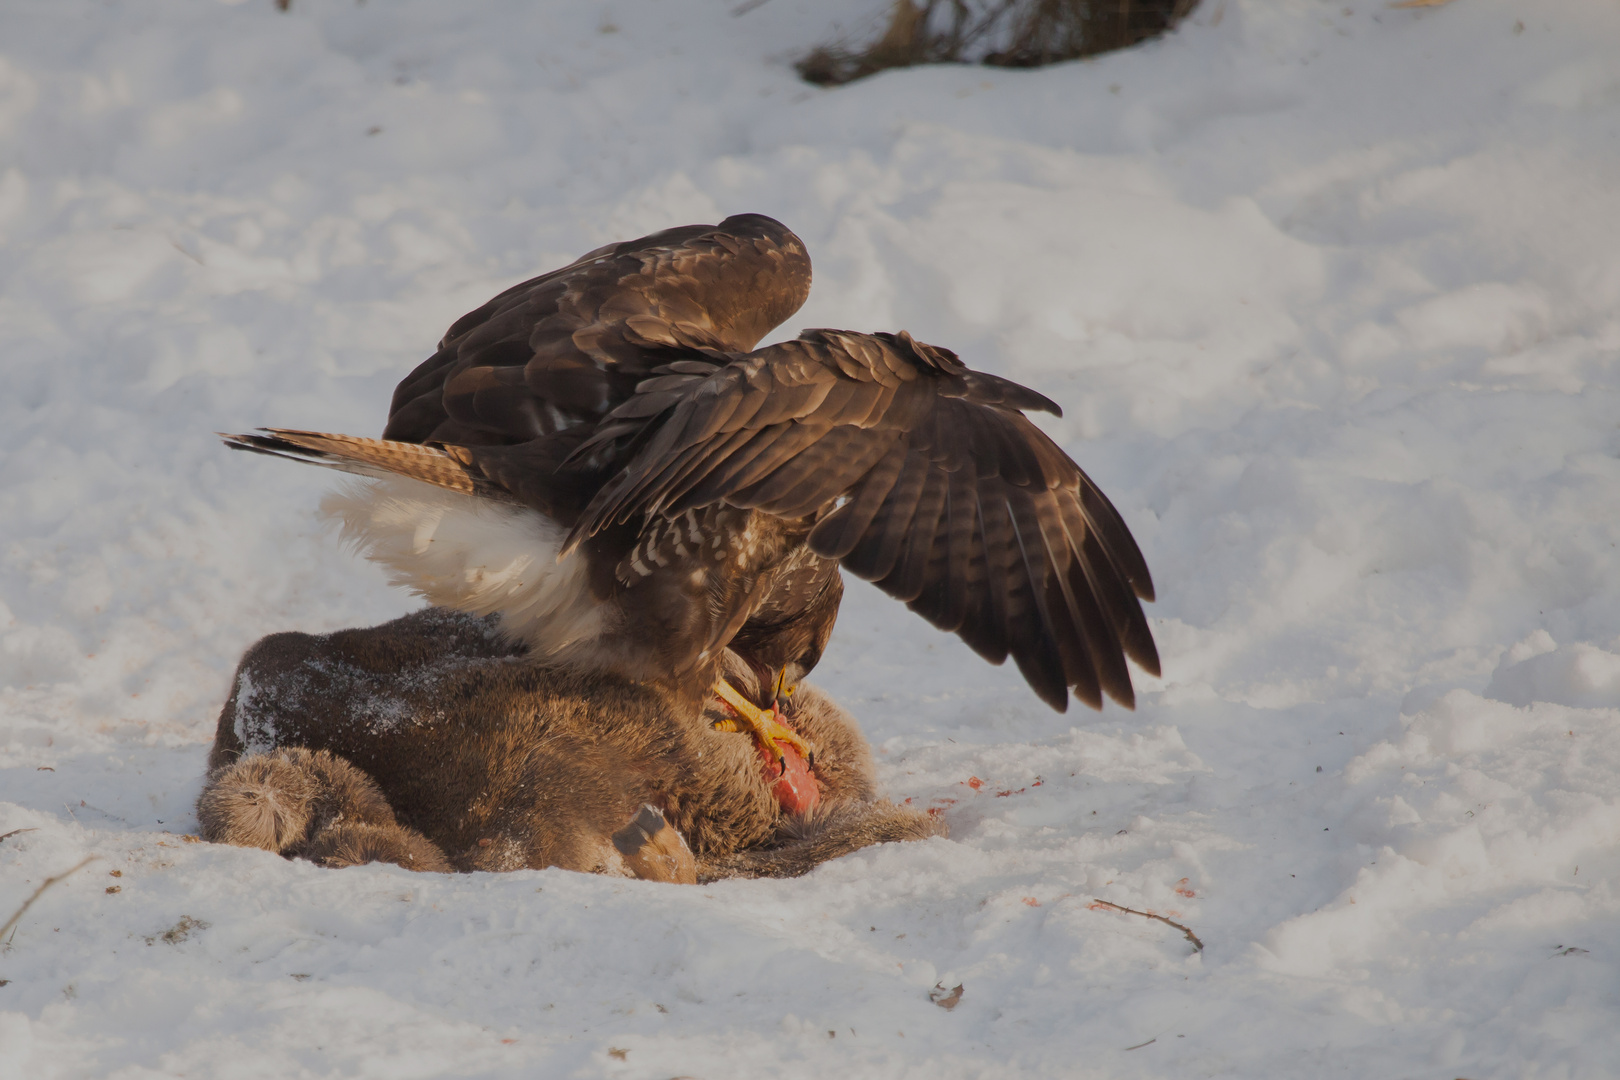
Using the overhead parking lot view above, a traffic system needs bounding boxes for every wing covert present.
[566,329,1159,712]
[381,214,813,448]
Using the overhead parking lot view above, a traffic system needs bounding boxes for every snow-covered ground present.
[3,0,1619,1075]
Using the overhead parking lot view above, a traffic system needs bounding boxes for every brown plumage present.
[223,213,1157,715]
[199,607,942,882]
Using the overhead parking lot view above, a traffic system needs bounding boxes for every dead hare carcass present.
[198,607,942,883]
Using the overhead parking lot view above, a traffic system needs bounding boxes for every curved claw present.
[711,678,813,765]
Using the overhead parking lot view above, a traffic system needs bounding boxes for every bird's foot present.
[711,678,813,767]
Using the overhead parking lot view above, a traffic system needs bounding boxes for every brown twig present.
[1,856,99,944]
[0,828,40,846]
[1090,898,1203,952]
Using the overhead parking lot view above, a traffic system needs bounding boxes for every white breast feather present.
[320,477,606,658]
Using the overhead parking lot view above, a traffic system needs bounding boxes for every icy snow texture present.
[2,1,1619,1077]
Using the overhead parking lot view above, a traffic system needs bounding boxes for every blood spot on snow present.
[1175,878,1195,898]
[966,776,983,790]
[1022,897,1040,907]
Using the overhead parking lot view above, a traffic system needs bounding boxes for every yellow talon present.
[711,678,813,764]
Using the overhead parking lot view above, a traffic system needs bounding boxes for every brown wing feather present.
[565,328,1158,712]
[381,214,812,450]
[841,447,930,582]
[881,464,949,603]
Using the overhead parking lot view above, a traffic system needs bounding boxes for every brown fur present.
[305,821,454,873]
[197,746,454,872]
[200,607,942,881]
[612,805,697,884]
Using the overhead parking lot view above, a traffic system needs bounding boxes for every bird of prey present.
[225,214,1158,763]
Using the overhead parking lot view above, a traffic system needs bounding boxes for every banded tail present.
[220,428,515,504]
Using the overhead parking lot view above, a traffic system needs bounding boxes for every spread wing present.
[382,213,813,449]
[565,329,1159,712]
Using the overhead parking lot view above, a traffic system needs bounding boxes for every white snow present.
[3,0,1619,1076]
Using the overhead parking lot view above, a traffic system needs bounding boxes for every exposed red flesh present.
[759,738,819,815]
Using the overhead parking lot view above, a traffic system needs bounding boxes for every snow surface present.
[3,0,1620,1076]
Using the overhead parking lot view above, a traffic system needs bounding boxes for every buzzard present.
[225,214,1158,762]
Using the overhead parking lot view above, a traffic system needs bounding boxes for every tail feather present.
[221,428,514,503]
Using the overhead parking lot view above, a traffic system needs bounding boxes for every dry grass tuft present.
[1,856,98,945]
[798,0,1199,86]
